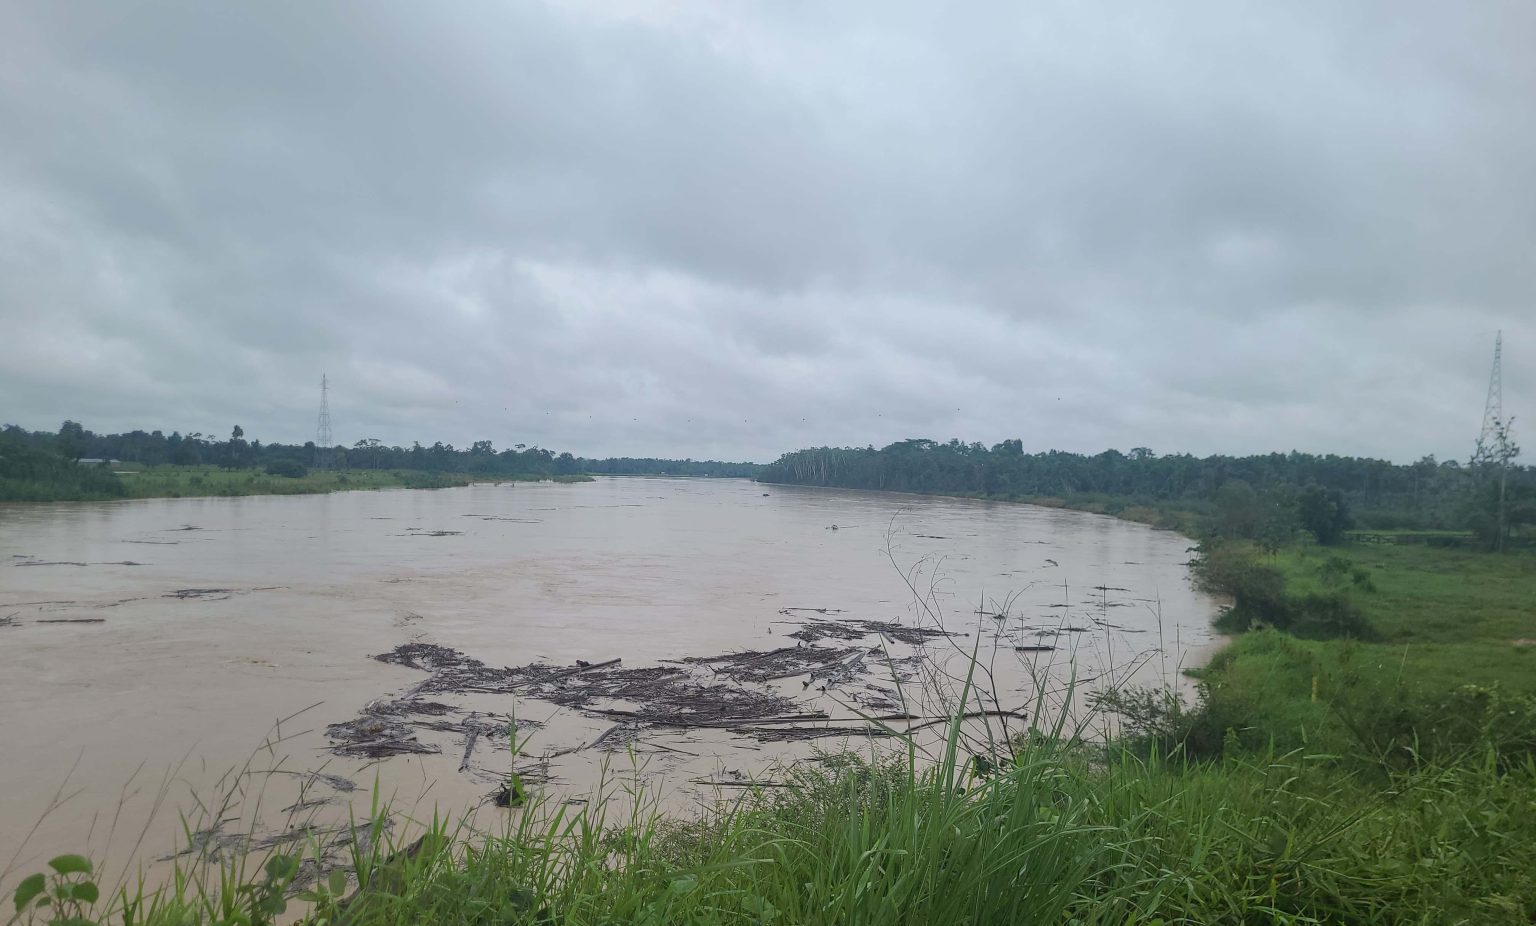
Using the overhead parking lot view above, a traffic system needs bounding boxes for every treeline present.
[0,422,591,477]
[758,439,1535,544]
[581,457,762,478]
[0,421,760,497]
[0,430,127,501]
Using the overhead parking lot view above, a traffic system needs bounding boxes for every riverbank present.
[754,478,1209,534]
[21,676,1536,925]
[9,465,596,502]
[1171,540,1536,767]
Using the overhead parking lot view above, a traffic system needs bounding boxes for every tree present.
[1471,417,1520,552]
[1214,480,1264,540]
[225,425,249,469]
[56,420,87,462]
[1297,485,1351,546]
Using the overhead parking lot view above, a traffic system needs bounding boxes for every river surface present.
[0,477,1218,886]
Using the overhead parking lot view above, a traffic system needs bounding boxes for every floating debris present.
[688,645,871,685]
[325,716,441,758]
[788,622,869,643]
[164,588,235,600]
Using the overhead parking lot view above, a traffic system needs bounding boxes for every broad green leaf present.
[328,870,348,896]
[264,855,298,883]
[13,873,45,912]
[73,882,99,904]
[47,856,93,877]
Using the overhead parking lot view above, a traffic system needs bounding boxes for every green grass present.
[110,466,591,500]
[1275,544,1536,647]
[1265,544,1536,699]
[1172,542,1536,769]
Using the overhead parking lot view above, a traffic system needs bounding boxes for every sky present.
[1,2,1532,463]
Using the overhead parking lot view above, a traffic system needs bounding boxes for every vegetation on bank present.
[111,465,591,500]
[2,421,761,486]
[1128,540,1536,770]
[760,438,1535,548]
[0,433,128,502]
[0,439,593,502]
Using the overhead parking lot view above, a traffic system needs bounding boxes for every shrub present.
[264,459,307,478]
[1198,544,1377,640]
[1193,544,1290,631]
[1287,591,1378,641]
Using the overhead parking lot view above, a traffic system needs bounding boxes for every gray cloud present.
[1,0,1532,462]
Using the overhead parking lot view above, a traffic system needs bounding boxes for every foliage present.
[759,439,1533,536]
[1191,543,1291,626]
[0,432,125,502]
[1297,484,1352,544]
[1193,543,1379,640]
[10,854,101,926]
[579,457,762,478]
[1,423,760,484]
[262,459,306,478]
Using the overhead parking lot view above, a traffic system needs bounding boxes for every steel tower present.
[1475,332,1504,463]
[316,374,333,469]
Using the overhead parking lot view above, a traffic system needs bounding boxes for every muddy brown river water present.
[0,477,1218,887]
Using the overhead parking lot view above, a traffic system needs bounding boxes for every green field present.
[1166,540,1536,775]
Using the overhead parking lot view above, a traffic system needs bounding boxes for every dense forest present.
[758,439,1535,546]
[0,421,759,500]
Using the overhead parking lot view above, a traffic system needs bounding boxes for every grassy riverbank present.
[1,462,595,502]
[1160,540,1536,772]
[113,465,592,499]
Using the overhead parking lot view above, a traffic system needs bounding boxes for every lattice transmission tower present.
[315,374,334,469]
[1475,332,1504,462]
[1473,332,1519,552]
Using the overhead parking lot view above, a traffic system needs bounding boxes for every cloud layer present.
[2,1,1532,461]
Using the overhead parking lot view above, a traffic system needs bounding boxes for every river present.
[0,477,1218,885]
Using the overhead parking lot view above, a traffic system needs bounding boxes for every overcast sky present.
[1,2,1531,463]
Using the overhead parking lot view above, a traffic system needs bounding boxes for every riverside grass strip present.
[14,726,1536,925]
